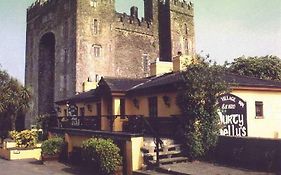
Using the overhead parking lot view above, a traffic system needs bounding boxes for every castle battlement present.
[170,0,194,15]
[27,0,58,21]
[114,13,153,35]
[170,0,193,8]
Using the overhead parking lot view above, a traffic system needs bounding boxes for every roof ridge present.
[225,72,281,83]
[103,76,146,80]
[129,79,151,91]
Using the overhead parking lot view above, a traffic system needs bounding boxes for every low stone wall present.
[50,128,144,175]
[0,147,41,160]
[214,136,281,172]
[0,141,42,160]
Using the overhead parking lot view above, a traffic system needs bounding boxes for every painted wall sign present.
[218,94,248,137]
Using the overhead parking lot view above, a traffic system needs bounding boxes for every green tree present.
[177,58,229,160]
[0,67,31,134]
[227,55,281,81]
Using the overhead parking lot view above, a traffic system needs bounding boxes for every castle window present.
[60,75,65,92]
[92,45,102,57]
[93,19,99,35]
[90,0,97,7]
[184,23,188,35]
[142,54,150,76]
[185,39,189,53]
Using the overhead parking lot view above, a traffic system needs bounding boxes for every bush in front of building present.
[9,130,38,148]
[177,57,229,160]
[82,138,122,175]
[41,136,64,156]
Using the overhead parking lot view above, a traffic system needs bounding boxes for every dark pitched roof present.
[129,72,281,92]
[223,73,281,88]
[55,89,96,104]
[102,77,148,92]
[128,72,182,91]
[56,72,281,104]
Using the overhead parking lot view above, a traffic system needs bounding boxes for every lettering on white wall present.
[218,94,248,137]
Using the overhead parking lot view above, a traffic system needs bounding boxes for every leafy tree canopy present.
[177,57,229,160]
[0,67,31,132]
[226,55,281,81]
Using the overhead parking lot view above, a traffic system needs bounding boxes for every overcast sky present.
[0,0,280,83]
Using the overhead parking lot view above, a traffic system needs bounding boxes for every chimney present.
[172,54,194,72]
[150,59,173,76]
[130,6,138,19]
[82,76,97,92]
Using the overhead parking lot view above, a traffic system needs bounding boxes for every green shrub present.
[82,138,122,175]
[41,136,64,155]
[9,130,19,140]
[9,130,38,148]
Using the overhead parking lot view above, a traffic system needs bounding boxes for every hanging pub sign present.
[218,93,248,137]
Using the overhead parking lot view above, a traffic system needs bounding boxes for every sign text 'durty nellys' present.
[218,94,248,137]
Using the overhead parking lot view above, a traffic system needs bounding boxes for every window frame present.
[80,107,85,116]
[93,18,98,35]
[92,44,102,58]
[255,101,264,119]
[148,96,158,117]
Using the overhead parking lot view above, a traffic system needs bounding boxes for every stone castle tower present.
[25,0,195,126]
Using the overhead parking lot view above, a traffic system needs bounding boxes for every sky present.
[0,0,280,83]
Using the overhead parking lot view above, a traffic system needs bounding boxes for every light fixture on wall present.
[163,95,171,107]
[87,104,93,112]
[133,98,139,109]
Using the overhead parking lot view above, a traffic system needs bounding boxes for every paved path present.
[0,158,93,175]
[0,158,277,175]
[159,162,276,175]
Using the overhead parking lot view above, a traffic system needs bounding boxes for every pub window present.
[80,107,85,116]
[92,44,102,57]
[255,101,263,118]
[148,96,158,117]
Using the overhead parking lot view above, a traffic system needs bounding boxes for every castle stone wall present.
[25,0,77,126]
[25,0,195,127]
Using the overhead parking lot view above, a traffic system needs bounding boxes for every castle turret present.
[169,0,195,57]
[143,0,195,61]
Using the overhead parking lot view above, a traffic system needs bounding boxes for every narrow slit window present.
[93,19,98,35]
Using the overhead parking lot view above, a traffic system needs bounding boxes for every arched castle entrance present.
[38,32,55,115]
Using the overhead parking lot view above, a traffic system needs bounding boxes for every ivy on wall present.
[177,57,229,160]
